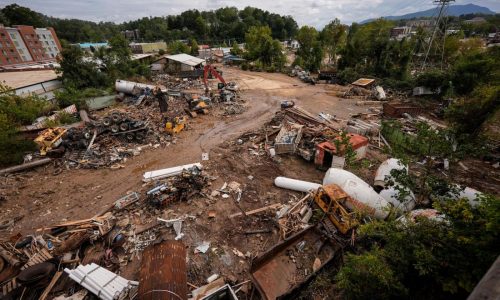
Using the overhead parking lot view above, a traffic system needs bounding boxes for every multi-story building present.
[0,24,62,66]
[0,26,23,65]
[35,27,62,59]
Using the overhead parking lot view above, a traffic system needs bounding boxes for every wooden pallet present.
[1,278,18,296]
[21,248,53,270]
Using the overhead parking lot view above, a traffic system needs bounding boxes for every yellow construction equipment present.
[34,127,68,156]
[313,184,358,235]
[165,116,187,134]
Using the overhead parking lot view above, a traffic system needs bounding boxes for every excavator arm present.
[203,64,226,91]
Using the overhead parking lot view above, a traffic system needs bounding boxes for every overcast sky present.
[2,0,499,27]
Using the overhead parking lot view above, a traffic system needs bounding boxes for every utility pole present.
[421,0,455,70]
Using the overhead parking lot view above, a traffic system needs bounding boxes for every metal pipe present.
[0,158,52,175]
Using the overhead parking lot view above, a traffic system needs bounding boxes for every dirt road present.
[0,68,367,235]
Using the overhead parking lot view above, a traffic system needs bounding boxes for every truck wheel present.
[111,112,122,123]
[111,125,119,133]
[119,122,129,131]
[102,117,112,126]
[135,132,145,141]
[126,133,134,141]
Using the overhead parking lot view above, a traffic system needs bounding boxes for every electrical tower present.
[420,0,455,70]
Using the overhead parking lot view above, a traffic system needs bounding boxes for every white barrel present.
[274,177,321,193]
[374,158,406,188]
[115,79,156,95]
[323,168,391,219]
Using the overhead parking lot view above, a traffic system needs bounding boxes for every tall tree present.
[296,26,323,71]
[320,19,347,65]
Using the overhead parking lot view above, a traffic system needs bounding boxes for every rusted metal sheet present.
[250,226,340,300]
[138,240,187,300]
[383,102,426,118]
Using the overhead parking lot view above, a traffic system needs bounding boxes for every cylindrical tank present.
[323,168,390,220]
[379,187,416,213]
[115,80,156,95]
[274,177,321,193]
[374,158,407,188]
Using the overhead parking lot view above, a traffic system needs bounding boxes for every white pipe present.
[323,168,391,220]
[143,163,202,182]
[274,177,321,193]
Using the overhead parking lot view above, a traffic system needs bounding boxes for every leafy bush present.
[445,85,500,135]
[336,194,500,299]
[0,85,52,166]
[337,68,359,85]
[55,87,109,110]
[415,69,450,94]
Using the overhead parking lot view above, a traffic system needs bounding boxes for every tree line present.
[0,4,298,44]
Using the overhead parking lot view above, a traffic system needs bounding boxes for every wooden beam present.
[39,271,62,300]
[229,203,282,218]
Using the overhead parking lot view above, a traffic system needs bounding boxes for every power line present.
[421,0,455,70]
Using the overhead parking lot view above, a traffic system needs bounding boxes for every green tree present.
[336,194,500,299]
[320,19,347,65]
[168,41,190,54]
[57,44,109,89]
[230,41,242,56]
[296,26,324,71]
[245,26,285,70]
[1,4,47,27]
[0,84,53,166]
[189,38,199,56]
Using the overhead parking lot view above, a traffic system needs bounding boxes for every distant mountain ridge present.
[361,3,496,24]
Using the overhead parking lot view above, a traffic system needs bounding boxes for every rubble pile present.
[0,165,211,299]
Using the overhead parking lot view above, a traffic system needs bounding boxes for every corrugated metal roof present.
[166,53,205,66]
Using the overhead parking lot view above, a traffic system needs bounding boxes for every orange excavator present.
[203,64,226,93]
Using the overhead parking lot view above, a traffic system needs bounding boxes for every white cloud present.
[2,0,499,27]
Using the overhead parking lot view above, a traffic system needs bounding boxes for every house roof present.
[352,78,375,87]
[0,70,58,89]
[165,53,205,66]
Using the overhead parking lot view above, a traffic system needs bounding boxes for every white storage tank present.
[323,168,391,220]
[115,80,156,95]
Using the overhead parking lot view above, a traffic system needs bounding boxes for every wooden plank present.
[39,271,62,300]
[229,203,282,218]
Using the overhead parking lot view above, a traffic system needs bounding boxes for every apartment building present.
[0,25,62,66]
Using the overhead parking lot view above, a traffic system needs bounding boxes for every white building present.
[35,28,60,58]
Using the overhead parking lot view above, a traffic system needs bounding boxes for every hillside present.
[362,3,495,24]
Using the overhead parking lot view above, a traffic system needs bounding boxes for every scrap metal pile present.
[0,165,211,299]
[61,111,156,169]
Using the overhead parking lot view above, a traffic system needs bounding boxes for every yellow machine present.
[165,116,187,134]
[313,184,358,235]
[34,127,68,156]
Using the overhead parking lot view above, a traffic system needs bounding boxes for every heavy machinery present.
[313,184,358,235]
[34,127,68,156]
[165,116,187,134]
[203,64,226,93]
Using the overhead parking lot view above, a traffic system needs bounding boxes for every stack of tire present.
[102,112,146,142]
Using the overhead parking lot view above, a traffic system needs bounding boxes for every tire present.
[111,125,119,133]
[135,132,145,141]
[126,133,134,141]
[111,112,122,123]
[119,122,129,131]
[102,117,112,126]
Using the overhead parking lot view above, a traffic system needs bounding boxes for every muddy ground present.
[0,67,498,299]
